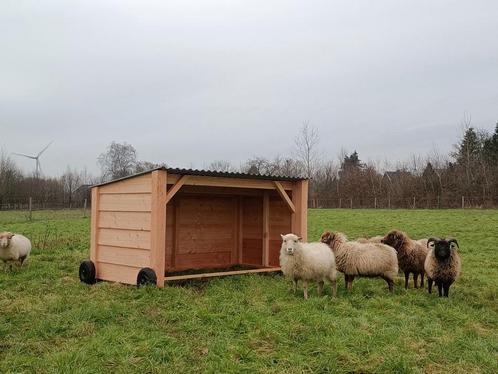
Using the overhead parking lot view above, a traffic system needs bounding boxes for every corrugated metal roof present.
[93,166,307,187]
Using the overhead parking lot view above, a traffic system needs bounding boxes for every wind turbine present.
[13,141,54,178]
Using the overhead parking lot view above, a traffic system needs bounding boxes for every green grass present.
[1,209,497,373]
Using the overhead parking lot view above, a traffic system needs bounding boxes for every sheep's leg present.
[331,280,337,298]
[404,272,410,289]
[383,276,395,293]
[428,278,433,294]
[413,273,419,289]
[292,279,298,293]
[443,282,452,297]
[317,281,324,297]
[420,273,425,288]
[437,282,443,297]
[303,281,309,300]
[345,275,354,292]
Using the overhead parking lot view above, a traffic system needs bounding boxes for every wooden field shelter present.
[86,167,308,287]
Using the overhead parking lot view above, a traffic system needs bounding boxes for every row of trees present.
[238,121,498,208]
[1,120,497,209]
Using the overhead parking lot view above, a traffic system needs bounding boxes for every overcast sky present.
[1,0,497,177]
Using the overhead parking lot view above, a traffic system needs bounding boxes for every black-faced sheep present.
[424,238,461,297]
[320,231,398,293]
[279,233,337,299]
[0,232,32,271]
[381,230,428,289]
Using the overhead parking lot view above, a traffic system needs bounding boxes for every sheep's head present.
[280,233,301,255]
[428,238,459,261]
[0,232,14,249]
[381,230,406,250]
[320,231,335,246]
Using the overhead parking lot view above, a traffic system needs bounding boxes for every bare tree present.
[61,166,82,207]
[135,161,162,173]
[98,142,137,181]
[207,160,234,172]
[294,121,320,178]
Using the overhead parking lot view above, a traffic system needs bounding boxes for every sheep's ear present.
[7,232,14,239]
[427,237,437,248]
[448,238,459,249]
[297,236,302,241]
[280,234,285,240]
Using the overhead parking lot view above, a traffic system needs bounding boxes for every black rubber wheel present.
[137,268,157,287]
[79,260,96,285]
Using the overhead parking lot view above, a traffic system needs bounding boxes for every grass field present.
[1,209,497,373]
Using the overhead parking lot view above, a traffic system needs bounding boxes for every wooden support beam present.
[262,191,270,267]
[291,180,308,242]
[273,181,296,213]
[237,197,243,264]
[167,174,294,190]
[150,170,167,287]
[165,175,189,204]
[164,267,281,282]
[90,187,100,264]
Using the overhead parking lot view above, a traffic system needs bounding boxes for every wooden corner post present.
[90,186,100,265]
[291,180,308,242]
[151,170,167,287]
[262,191,270,267]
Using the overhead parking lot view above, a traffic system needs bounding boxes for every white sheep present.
[0,232,32,271]
[279,233,337,299]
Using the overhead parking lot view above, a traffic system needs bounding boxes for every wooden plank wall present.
[92,174,153,285]
[166,194,237,271]
[241,196,263,265]
[269,193,292,267]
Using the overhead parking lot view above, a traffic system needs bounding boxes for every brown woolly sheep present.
[425,238,461,297]
[320,231,398,293]
[381,230,428,289]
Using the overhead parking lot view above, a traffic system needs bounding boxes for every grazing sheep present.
[320,231,398,293]
[424,238,461,297]
[279,233,337,299]
[357,235,383,244]
[381,230,428,289]
[0,232,32,271]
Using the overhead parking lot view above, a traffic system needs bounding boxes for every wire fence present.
[0,197,89,220]
[308,196,498,209]
[1,195,497,214]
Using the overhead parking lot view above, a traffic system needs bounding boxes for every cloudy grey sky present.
[1,0,497,177]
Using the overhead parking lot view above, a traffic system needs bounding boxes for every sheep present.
[279,233,337,299]
[381,230,428,289]
[320,231,398,293]
[0,231,32,271]
[424,238,461,297]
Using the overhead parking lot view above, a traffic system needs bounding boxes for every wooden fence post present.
[413,196,416,209]
[339,198,342,209]
[83,198,88,217]
[29,197,32,221]
[388,196,391,209]
[437,195,440,209]
[461,196,465,209]
[350,198,353,209]
[374,197,377,209]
